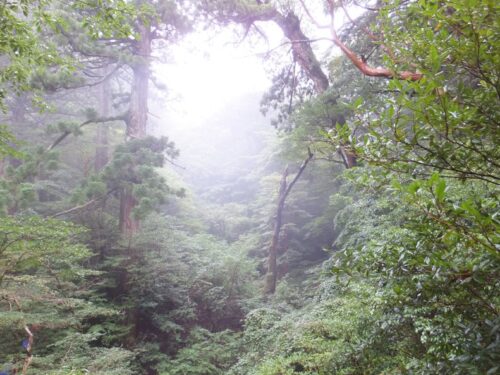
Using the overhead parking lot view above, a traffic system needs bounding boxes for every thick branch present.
[328,0,422,81]
[332,33,422,80]
[228,3,329,93]
[273,12,330,93]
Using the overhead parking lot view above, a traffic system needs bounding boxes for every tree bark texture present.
[119,186,140,235]
[213,2,356,166]
[273,12,330,93]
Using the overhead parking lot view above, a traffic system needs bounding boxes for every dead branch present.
[298,0,329,28]
[265,148,314,294]
[50,188,118,218]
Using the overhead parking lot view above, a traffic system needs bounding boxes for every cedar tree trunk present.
[120,23,151,236]
[95,68,111,172]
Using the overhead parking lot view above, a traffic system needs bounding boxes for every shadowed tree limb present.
[265,148,314,294]
[47,114,127,152]
[50,188,118,218]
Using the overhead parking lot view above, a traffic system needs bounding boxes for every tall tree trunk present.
[271,11,357,167]
[265,150,313,294]
[273,12,329,94]
[127,23,150,139]
[119,22,152,349]
[120,23,151,237]
[119,186,140,234]
[95,68,111,172]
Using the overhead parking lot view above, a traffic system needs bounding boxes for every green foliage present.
[0,0,63,105]
[104,136,182,219]
[0,216,136,374]
[351,0,499,184]
[0,125,22,159]
[230,282,404,375]
[159,328,241,375]
[0,0,138,154]
[75,0,139,40]
[33,336,136,375]
[331,171,499,374]
[0,216,90,287]
[71,136,184,220]
[320,2,500,371]
[0,146,59,215]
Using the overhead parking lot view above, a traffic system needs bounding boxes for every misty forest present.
[0,0,499,374]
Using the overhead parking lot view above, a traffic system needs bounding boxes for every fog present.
[150,30,278,198]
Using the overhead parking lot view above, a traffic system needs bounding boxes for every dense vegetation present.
[1,0,498,374]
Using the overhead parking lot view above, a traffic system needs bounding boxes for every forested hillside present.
[0,1,498,374]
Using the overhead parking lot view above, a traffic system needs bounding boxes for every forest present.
[0,0,498,374]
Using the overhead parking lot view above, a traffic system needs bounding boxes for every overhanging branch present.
[50,188,118,218]
[47,114,127,152]
[327,0,422,81]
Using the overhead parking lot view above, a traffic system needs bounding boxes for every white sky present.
[154,27,277,124]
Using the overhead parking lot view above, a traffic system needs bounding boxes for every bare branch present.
[50,188,118,218]
[298,0,329,29]
[283,147,314,198]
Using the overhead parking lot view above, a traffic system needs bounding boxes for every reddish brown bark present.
[257,2,423,166]
[120,22,151,237]
[330,30,423,81]
[119,186,140,235]
[326,0,422,81]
